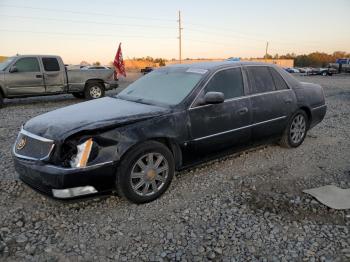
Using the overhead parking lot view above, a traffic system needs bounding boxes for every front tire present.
[279,110,308,148]
[84,82,105,99]
[116,141,175,204]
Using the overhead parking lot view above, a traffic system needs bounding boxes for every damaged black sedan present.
[13,61,327,203]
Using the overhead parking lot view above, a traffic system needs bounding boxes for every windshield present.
[117,67,206,106]
[0,57,15,71]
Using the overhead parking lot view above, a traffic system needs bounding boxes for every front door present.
[5,57,45,96]
[188,67,252,155]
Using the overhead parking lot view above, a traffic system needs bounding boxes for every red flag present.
[113,43,126,78]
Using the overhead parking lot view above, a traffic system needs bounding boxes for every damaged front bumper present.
[14,157,117,198]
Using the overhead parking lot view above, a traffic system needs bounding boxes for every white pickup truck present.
[0,55,118,107]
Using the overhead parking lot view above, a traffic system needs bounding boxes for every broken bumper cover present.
[14,157,117,198]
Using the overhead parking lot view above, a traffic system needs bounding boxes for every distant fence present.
[245,59,294,68]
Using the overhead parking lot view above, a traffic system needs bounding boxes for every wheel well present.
[85,79,105,88]
[151,138,183,170]
[300,106,312,123]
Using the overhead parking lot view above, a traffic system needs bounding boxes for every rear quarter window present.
[269,67,289,90]
[42,58,60,71]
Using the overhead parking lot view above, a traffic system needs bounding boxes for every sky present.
[0,0,349,64]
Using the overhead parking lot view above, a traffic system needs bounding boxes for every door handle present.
[284,99,292,104]
[35,74,43,78]
[236,107,249,115]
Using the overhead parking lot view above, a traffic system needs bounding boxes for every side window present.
[247,66,275,94]
[205,68,244,100]
[269,68,289,90]
[42,58,60,71]
[14,58,40,73]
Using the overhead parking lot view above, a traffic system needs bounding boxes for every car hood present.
[24,97,170,141]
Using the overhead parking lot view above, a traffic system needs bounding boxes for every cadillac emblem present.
[16,137,27,150]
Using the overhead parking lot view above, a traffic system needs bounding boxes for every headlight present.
[70,138,93,168]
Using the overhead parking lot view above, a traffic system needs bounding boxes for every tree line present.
[264,51,350,67]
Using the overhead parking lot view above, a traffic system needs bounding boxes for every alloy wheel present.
[130,153,169,196]
[290,114,306,144]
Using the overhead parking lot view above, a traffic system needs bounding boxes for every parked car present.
[285,68,300,73]
[140,67,154,75]
[316,68,337,76]
[0,55,118,107]
[299,67,314,75]
[329,58,350,73]
[13,61,326,203]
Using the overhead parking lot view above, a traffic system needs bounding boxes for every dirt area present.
[0,73,349,261]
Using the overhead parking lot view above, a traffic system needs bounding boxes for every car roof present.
[168,60,300,88]
[10,55,61,59]
[168,61,277,70]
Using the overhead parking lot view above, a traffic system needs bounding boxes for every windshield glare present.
[0,57,15,71]
[117,68,205,106]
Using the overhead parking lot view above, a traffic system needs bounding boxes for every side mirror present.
[9,66,18,73]
[204,92,225,104]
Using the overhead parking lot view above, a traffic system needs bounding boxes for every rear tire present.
[84,82,105,99]
[116,141,175,204]
[72,92,85,99]
[279,110,308,148]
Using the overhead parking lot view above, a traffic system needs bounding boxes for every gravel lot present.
[0,73,349,261]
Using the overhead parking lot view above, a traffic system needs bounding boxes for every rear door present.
[41,57,66,93]
[5,57,45,96]
[188,67,252,154]
[245,66,295,141]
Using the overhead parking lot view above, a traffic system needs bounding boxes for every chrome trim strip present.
[311,104,326,111]
[193,116,287,141]
[189,89,292,111]
[20,128,54,143]
[52,186,98,198]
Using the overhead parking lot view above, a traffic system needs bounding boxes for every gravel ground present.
[0,74,349,261]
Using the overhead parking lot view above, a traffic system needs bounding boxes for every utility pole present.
[178,10,183,64]
[265,41,269,61]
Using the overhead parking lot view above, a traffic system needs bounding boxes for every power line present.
[0,29,175,40]
[1,14,175,30]
[0,4,175,22]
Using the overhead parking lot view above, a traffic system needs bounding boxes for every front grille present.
[14,130,54,161]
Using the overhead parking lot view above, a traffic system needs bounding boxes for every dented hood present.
[23,97,170,141]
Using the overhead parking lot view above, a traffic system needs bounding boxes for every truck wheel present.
[0,93,3,108]
[322,71,327,76]
[84,82,105,99]
[116,141,175,204]
[72,92,85,99]
[279,110,308,148]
